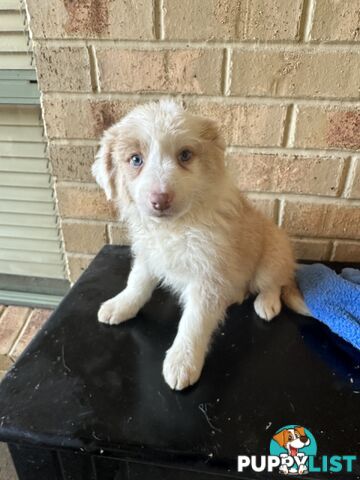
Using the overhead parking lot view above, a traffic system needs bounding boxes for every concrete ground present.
[0,445,17,480]
[0,305,53,480]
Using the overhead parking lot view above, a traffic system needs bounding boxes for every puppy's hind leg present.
[254,286,282,322]
[98,255,157,325]
[282,280,310,316]
[252,222,295,321]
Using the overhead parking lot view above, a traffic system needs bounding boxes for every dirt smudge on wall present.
[90,101,118,136]
[327,110,360,150]
[63,0,110,36]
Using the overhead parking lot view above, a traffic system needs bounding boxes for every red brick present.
[49,144,97,182]
[332,241,360,262]
[67,254,95,282]
[246,194,278,220]
[311,0,360,42]
[186,100,287,147]
[34,45,91,92]
[295,107,360,151]
[11,309,52,359]
[282,201,360,239]
[43,97,137,139]
[0,307,30,355]
[163,0,303,41]
[97,48,223,95]
[26,0,154,40]
[291,238,331,261]
[230,50,360,99]
[228,153,344,196]
[56,183,118,221]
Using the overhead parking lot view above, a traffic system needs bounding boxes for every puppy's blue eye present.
[130,154,143,168]
[178,149,192,162]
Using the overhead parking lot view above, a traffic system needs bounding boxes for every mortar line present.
[58,221,360,245]
[105,222,114,245]
[49,139,100,146]
[55,176,360,204]
[326,241,335,261]
[292,235,333,243]
[272,198,280,226]
[338,156,352,197]
[222,48,232,96]
[159,0,165,40]
[36,38,360,51]
[62,218,108,225]
[87,44,101,93]
[282,104,298,148]
[66,252,96,259]
[57,178,360,206]
[38,91,70,283]
[277,198,286,226]
[42,91,360,105]
[50,139,359,158]
[245,191,360,206]
[57,180,99,188]
[298,0,316,42]
[225,146,357,157]
[329,240,338,261]
[322,237,360,245]
[105,223,112,244]
[341,156,358,198]
[51,176,70,282]
[153,0,163,40]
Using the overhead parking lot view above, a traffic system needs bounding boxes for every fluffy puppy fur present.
[92,99,309,390]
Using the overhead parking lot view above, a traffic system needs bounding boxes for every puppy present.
[92,99,309,390]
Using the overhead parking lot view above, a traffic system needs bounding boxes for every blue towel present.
[341,267,360,285]
[296,264,360,350]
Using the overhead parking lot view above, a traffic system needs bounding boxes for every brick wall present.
[24,0,360,281]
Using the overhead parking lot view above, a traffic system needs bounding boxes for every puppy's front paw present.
[254,291,281,321]
[98,295,137,325]
[162,342,204,390]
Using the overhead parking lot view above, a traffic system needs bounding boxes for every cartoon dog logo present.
[273,426,311,475]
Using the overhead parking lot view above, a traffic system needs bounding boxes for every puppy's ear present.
[198,117,225,151]
[92,127,117,200]
[273,429,287,447]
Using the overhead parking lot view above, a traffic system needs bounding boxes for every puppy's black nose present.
[300,436,308,443]
[150,192,173,211]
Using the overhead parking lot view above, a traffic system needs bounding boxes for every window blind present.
[0,1,67,284]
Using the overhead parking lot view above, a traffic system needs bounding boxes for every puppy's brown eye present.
[178,149,192,163]
[129,153,143,168]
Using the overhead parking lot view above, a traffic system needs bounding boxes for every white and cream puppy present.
[92,99,309,390]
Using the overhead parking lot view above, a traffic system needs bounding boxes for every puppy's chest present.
[134,228,215,281]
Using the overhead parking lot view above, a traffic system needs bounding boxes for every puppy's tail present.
[281,280,311,316]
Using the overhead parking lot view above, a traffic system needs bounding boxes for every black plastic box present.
[0,246,359,479]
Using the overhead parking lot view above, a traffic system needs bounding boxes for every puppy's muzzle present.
[150,191,174,212]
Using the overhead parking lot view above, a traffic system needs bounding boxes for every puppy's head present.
[92,99,225,220]
[273,427,310,450]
